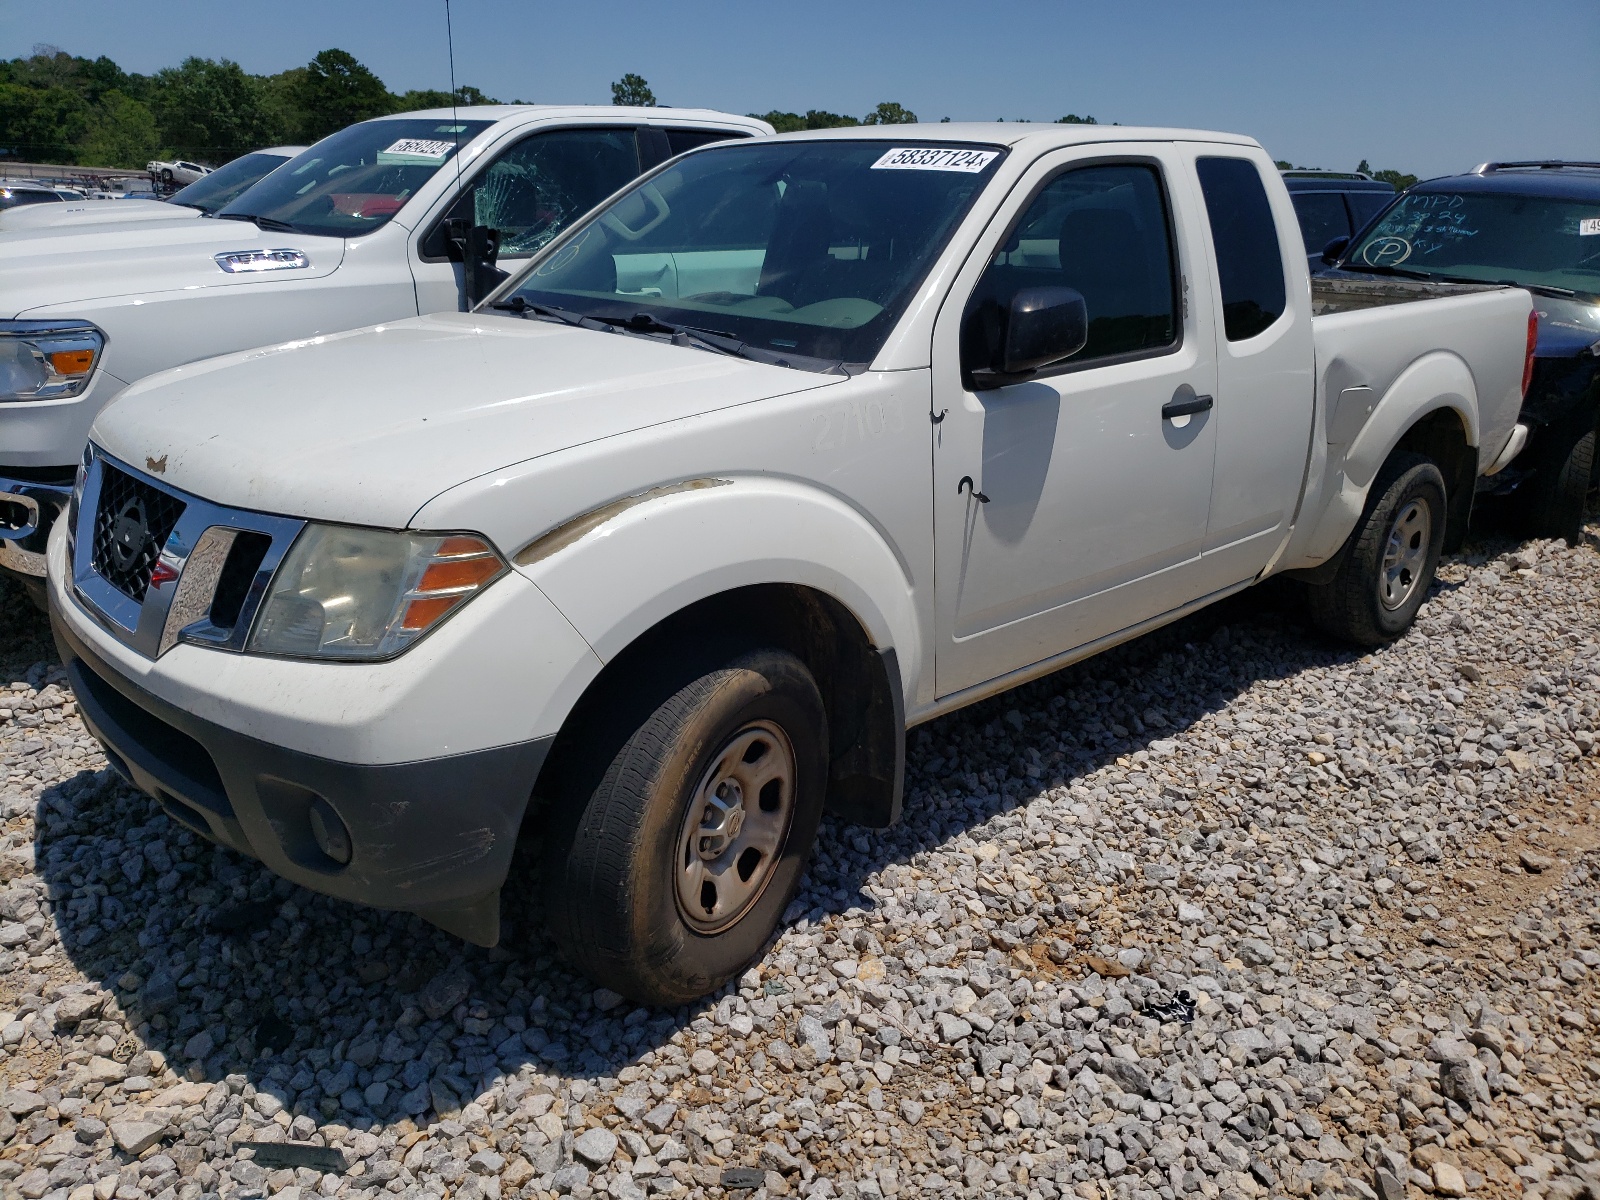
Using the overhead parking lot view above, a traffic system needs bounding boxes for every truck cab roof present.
[759,122,1258,150]
[389,103,773,135]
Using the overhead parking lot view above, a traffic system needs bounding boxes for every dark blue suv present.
[1325,161,1600,543]
[1281,171,1396,270]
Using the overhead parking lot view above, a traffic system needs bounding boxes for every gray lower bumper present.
[1,473,73,580]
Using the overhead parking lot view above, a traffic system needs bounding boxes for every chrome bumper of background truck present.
[0,474,73,579]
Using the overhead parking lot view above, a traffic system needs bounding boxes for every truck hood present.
[0,199,195,233]
[91,311,844,529]
[0,217,345,316]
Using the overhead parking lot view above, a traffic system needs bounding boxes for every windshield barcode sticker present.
[1581,218,1600,236]
[871,147,998,173]
[380,139,455,161]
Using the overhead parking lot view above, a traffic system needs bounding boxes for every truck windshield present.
[170,151,294,214]
[216,118,491,238]
[500,140,1006,367]
[1345,188,1600,298]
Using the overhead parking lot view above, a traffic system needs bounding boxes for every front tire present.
[1307,452,1447,646]
[541,647,827,1006]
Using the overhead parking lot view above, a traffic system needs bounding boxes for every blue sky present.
[4,0,1597,179]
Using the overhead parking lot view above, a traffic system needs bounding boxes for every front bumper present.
[52,600,553,946]
[0,472,72,580]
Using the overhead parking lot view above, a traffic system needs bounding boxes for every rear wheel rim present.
[674,720,797,934]
[1379,498,1431,611]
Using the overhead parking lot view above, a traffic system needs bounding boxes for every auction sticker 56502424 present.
[872,147,999,173]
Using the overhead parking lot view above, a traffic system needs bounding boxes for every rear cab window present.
[1196,157,1288,340]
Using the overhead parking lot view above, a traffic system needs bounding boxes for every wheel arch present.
[1289,353,1481,571]
[533,582,906,833]
[519,477,922,831]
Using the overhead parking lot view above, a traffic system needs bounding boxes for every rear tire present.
[1306,452,1447,646]
[541,647,827,1006]
[1523,421,1597,547]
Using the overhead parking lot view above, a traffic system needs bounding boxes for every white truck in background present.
[0,105,771,601]
[49,125,1532,1004]
[0,147,309,232]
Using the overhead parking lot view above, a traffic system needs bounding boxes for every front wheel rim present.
[674,720,798,934]
[1379,497,1432,610]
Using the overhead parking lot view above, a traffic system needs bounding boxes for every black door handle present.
[1162,393,1214,420]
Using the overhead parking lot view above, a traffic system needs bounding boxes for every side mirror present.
[447,220,507,308]
[1321,235,1351,265]
[973,286,1089,389]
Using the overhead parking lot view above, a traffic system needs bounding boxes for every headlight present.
[248,525,507,661]
[0,320,105,402]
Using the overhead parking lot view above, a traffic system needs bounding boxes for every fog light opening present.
[307,796,352,865]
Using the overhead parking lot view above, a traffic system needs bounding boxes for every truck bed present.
[1311,274,1505,316]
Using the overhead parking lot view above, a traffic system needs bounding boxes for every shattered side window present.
[470,128,642,257]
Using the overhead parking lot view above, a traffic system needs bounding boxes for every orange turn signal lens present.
[397,535,504,633]
[49,349,95,376]
[417,554,501,592]
[400,594,463,631]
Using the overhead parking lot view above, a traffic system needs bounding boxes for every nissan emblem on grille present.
[107,496,148,574]
[90,463,186,603]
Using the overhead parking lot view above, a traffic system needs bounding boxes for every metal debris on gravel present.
[1,508,1598,1200]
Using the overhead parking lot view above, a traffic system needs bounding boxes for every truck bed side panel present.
[1278,287,1531,571]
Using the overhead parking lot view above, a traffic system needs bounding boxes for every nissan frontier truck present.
[48,125,1533,1003]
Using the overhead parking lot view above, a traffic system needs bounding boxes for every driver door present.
[410,127,646,314]
[932,148,1222,697]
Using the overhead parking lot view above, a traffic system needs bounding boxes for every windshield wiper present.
[607,312,852,374]
[1340,262,1435,281]
[217,212,300,234]
[606,312,756,360]
[488,296,611,331]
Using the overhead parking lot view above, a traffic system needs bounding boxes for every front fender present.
[511,474,922,697]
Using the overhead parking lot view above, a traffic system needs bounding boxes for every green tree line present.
[17,44,1389,183]
[0,43,514,169]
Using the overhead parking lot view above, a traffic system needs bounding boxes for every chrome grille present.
[91,464,185,603]
[70,449,305,659]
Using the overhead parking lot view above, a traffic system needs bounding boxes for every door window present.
[963,162,1179,375]
[425,127,642,259]
[666,128,744,155]
[1345,190,1393,231]
[1196,157,1288,341]
[1289,191,1350,254]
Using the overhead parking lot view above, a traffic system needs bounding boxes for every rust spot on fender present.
[146,454,168,475]
[513,477,732,567]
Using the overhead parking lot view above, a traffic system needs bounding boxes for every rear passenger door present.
[1185,151,1316,591]
[931,147,1222,697]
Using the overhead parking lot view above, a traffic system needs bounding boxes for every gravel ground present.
[1,503,1598,1200]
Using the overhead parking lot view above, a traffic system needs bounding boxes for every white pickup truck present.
[0,105,770,599]
[48,125,1533,1004]
[0,147,309,232]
